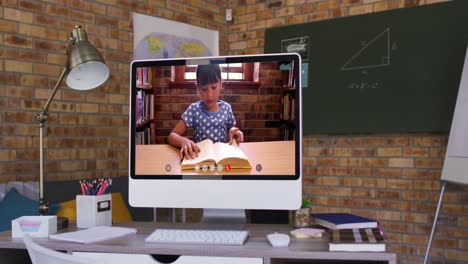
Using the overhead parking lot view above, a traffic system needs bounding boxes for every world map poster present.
[133,12,219,60]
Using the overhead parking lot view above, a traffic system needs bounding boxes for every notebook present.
[311,213,377,229]
[290,228,325,238]
[49,226,137,244]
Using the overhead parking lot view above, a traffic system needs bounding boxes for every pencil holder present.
[76,194,112,228]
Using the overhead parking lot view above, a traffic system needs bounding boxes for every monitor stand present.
[200,209,246,230]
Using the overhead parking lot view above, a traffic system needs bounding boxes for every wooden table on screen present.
[0,222,397,264]
[135,141,295,176]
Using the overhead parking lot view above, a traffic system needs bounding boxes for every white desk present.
[0,222,397,264]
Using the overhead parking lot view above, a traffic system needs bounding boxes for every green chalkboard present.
[265,0,468,134]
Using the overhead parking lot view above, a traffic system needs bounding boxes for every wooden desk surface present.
[136,141,295,176]
[0,222,396,264]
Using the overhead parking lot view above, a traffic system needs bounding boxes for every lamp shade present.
[65,26,109,90]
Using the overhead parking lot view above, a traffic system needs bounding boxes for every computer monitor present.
[129,53,302,224]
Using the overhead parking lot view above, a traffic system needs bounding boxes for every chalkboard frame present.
[265,0,468,134]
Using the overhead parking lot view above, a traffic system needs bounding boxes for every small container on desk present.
[76,194,112,228]
[12,216,57,238]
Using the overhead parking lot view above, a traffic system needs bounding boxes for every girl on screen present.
[168,64,244,160]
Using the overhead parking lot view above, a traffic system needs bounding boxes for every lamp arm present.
[37,37,75,117]
[36,38,74,215]
[36,67,68,215]
[38,68,69,118]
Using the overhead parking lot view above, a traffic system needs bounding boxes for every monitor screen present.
[129,53,302,211]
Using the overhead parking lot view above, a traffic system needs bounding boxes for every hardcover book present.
[329,228,385,252]
[311,213,378,229]
[181,139,251,170]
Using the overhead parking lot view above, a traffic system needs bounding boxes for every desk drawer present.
[73,252,262,264]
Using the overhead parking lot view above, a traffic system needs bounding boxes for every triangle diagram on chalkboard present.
[341,28,390,71]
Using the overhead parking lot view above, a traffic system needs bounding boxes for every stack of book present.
[311,213,385,252]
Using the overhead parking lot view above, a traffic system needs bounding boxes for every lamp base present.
[38,198,48,216]
[56,216,69,230]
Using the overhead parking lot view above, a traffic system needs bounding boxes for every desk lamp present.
[36,25,109,215]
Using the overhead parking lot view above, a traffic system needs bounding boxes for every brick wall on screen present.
[153,62,284,144]
[1,0,466,264]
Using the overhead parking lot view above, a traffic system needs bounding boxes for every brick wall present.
[1,0,466,263]
[1,0,228,182]
[227,1,465,263]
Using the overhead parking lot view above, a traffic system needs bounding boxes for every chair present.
[23,235,107,264]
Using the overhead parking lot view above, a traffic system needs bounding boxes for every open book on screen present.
[181,139,251,170]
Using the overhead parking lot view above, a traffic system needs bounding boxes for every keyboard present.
[145,228,249,245]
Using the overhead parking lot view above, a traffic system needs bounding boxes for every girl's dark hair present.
[196,64,221,86]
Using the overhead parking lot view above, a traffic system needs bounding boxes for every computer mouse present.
[267,232,290,247]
